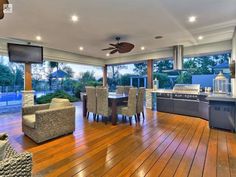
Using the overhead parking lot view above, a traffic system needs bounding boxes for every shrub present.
[36,90,78,104]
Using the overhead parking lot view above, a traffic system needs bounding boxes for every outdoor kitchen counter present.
[207,94,236,102]
[207,94,236,132]
[152,89,236,132]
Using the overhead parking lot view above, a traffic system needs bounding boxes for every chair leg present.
[142,112,145,121]
[86,112,89,119]
[137,113,140,122]
[129,116,132,125]
[93,113,96,121]
[122,115,125,122]
[134,115,137,123]
[104,116,108,125]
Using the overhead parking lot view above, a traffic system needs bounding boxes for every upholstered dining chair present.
[116,86,124,94]
[96,87,111,124]
[137,87,145,122]
[124,86,132,95]
[117,88,137,125]
[85,86,96,120]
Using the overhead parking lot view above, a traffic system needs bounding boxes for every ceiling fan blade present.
[110,49,118,54]
[109,43,117,47]
[117,42,135,53]
[102,47,116,51]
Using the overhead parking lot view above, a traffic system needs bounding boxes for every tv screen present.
[7,43,43,64]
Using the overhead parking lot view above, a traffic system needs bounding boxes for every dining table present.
[82,92,128,125]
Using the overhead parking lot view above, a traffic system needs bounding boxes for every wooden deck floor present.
[0,102,236,177]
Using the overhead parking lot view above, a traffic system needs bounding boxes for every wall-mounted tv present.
[7,43,43,64]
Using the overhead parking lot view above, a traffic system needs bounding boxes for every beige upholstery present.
[22,98,75,143]
[86,86,96,119]
[22,114,36,128]
[49,98,71,109]
[137,87,145,121]
[124,86,132,95]
[0,134,8,161]
[96,88,111,123]
[116,86,124,94]
[0,133,32,177]
[117,88,137,125]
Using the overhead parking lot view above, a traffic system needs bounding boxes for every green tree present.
[176,72,192,84]
[154,60,173,72]
[14,68,24,90]
[62,65,74,78]
[133,62,147,75]
[48,61,59,90]
[80,71,96,83]
[153,73,172,88]
[0,64,14,92]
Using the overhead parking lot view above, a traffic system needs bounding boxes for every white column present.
[22,90,35,107]
[130,78,133,87]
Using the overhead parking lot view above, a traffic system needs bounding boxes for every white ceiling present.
[1,0,236,59]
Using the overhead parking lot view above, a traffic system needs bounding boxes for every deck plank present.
[0,102,236,177]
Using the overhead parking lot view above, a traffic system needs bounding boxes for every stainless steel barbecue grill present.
[172,84,201,100]
[173,84,200,94]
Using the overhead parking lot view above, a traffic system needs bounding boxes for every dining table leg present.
[111,99,117,125]
[83,95,87,117]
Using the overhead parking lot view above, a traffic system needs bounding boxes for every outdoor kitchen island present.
[151,84,236,132]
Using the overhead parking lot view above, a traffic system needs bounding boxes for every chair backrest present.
[85,86,96,113]
[127,88,137,116]
[116,86,124,94]
[49,98,71,109]
[96,88,109,116]
[137,87,145,113]
[124,86,132,95]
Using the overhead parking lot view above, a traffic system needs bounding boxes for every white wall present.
[105,40,232,65]
[0,38,233,66]
[232,27,236,60]
[0,38,104,66]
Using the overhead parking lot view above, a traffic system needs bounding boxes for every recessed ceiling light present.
[79,46,84,51]
[198,35,204,40]
[188,16,197,23]
[155,36,163,39]
[71,15,79,22]
[141,46,145,51]
[36,36,42,41]
[106,53,110,57]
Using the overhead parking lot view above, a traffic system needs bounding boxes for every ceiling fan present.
[0,0,9,20]
[102,37,135,54]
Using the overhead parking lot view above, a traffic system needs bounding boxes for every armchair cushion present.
[23,114,36,129]
[0,133,8,160]
[49,98,71,109]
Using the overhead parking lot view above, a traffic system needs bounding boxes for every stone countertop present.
[207,94,236,102]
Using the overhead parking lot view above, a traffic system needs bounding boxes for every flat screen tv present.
[7,43,43,64]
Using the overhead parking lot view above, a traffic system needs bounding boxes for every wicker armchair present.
[22,99,75,143]
[0,136,32,177]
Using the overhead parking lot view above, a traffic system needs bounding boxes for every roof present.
[213,62,229,69]
[50,70,69,78]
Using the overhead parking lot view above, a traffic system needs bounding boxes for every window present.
[153,58,174,89]
[107,62,147,91]
[0,55,103,113]
[181,52,231,88]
